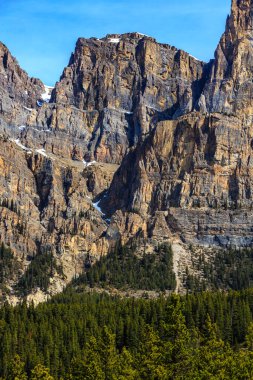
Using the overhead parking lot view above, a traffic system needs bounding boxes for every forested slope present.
[2,289,253,379]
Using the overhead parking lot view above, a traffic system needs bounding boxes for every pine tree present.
[31,364,54,380]
[7,355,28,380]
[137,326,167,380]
[117,348,138,380]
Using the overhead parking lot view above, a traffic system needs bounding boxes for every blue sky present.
[0,0,231,86]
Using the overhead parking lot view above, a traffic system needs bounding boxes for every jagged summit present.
[230,0,253,36]
[74,32,198,58]
[200,0,253,114]
[103,32,151,40]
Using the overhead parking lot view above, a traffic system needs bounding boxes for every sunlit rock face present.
[201,0,253,115]
[49,32,205,163]
[104,0,253,247]
[0,41,44,126]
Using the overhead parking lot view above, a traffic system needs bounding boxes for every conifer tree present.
[31,364,54,380]
[7,355,28,380]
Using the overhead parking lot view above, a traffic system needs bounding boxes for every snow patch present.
[108,107,133,115]
[87,161,96,167]
[83,160,96,167]
[36,149,48,157]
[109,38,120,43]
[30,126,43,132]
[189,54,201,62]
[92,200,104,215]
[11,139,29,151]
[41,85,54,103]
[136,32,149,37]
[10,139,50,158]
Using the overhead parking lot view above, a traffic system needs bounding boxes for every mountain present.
[0,0,253,302]
[51,32,205,163]
[103,0,253,248]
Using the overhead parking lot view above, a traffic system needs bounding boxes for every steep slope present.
[103,0,253,248]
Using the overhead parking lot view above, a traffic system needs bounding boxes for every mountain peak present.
[229,0,253,39]
[200,0,253,114]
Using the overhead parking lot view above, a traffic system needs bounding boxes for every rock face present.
[103,0,253,247]
[202,0,253,115]
[1,33,205,166]
[104,112,253,247]
[0,135,116,301]
[1,0,253,300]
[49,33,206,163]
[0,42,44,126]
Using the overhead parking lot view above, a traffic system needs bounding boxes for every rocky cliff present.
[0,0,253,300]
[0,42,45,126]
[49,33,206,163]
[103,0,253,248]
[0,43,119,302]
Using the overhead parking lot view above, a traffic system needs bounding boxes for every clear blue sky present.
[0,0,231,86]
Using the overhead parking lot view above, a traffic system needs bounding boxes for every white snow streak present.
[92,200,104,215]
[109,38,120,43]
[11,139,29,151]
[136,32,150,37]
[36,149,48,157]
[83,160,96,167]
[108,107,133,115]
[189,54,201,62]
[22,106,33,112]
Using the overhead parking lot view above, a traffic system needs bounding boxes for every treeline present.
[2,290,253,378]
[76,243,176,291]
